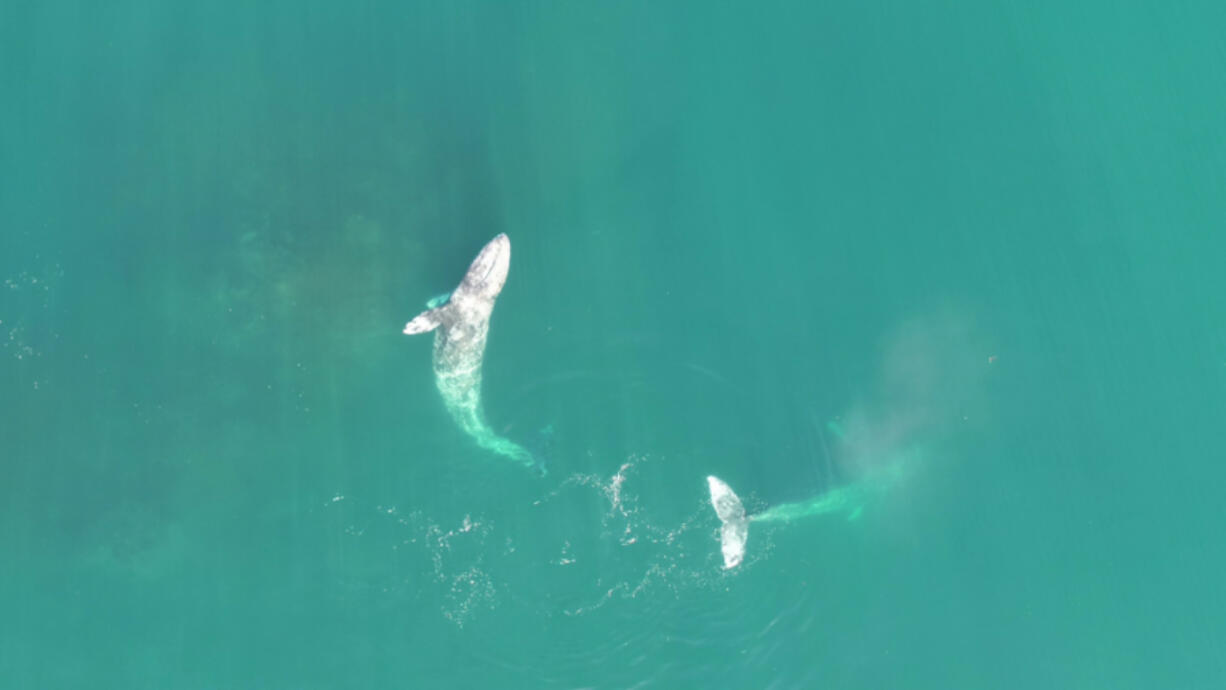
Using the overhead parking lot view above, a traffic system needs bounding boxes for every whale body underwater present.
[403,234,542,475]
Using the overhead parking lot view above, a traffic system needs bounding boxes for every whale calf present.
[707,476,749,569]
[404,234,541,474]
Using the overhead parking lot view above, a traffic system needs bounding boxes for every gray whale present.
[404,234,539,473]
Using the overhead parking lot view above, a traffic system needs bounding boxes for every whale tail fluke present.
[707,476,749,569]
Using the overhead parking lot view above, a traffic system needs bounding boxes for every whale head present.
[455,233,511,302]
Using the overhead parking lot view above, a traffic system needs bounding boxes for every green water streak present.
[751,448,918,524]
[751,482,872,523]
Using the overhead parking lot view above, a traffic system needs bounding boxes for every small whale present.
[404,234,542,474]
[707,476,749,569]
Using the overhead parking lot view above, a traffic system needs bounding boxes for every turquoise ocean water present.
[3,2,1224,688]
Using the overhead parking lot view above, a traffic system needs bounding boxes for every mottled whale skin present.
[404,234,540,473]
[707,476,748,569]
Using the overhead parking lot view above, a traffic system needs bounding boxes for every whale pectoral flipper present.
[426,292,452,309]
[403,305,450,335]
[707,476,749,569]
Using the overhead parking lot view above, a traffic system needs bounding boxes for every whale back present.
[707,476,748,569]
